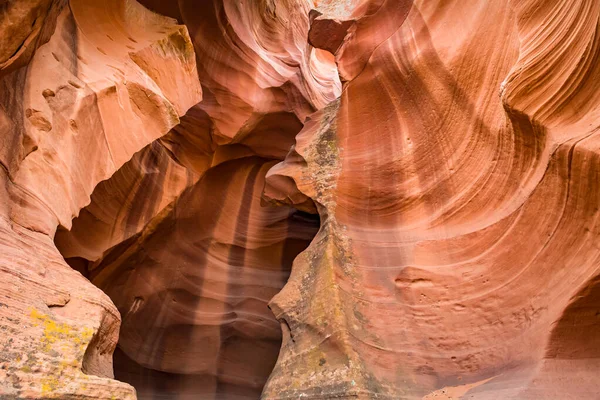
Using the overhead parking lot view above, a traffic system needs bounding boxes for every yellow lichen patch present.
[30,308,94,356]
[29,307,97,397]
[41,376,60,395]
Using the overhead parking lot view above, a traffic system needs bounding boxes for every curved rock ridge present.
[2,0,201,235]
[0,0,201,398]
[55,109,306,267]
[87,157,319,399]
[264,0,600,399]
[55,141,200,263]
[178,0,341,137]
[136,0,342,177]
[58,0,342,266]
[502,0,600,128]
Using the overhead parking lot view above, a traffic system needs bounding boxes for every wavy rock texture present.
[55,141,200,264]
[264,0,600,399]
[57,0,341,267]
[2,0,600,399]
[0,0,201,398]
[135,0,342,181]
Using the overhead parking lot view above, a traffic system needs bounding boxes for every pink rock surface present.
[1,0,600,399]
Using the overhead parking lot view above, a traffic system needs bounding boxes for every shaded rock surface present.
[95,158,318,399]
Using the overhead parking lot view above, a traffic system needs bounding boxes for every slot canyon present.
[1,0,599,399]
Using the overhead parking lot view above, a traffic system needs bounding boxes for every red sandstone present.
[1,1,599,399]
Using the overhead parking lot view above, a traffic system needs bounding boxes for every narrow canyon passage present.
[49,2,337,397]
[50,0,339,396]
[56,152,320,399]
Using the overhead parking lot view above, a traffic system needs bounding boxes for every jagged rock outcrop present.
[1,0,600,399]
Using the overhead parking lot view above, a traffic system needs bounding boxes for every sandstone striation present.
[92,158,318,399]
[265,0,600,399]
[1,0,600,399]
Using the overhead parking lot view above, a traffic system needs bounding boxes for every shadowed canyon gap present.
[0,0,600,399]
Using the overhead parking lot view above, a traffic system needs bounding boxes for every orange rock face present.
[1,0,600,399]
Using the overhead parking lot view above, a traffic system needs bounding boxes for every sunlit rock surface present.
[1,0,600,399]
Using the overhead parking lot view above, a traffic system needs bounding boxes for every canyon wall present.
[264,1,600,398]
[1,0,599,399]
